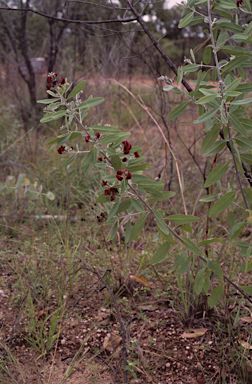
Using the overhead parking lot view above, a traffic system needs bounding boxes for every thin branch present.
[66,0,130,11]
[126,0,193,93]
[0,6,137,24]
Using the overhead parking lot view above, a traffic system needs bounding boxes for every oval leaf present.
[167,101,190,120]
[67,80,86,99]
[153,209,169,235]
[127,214,147,243]
[204,162,229,188]
[149,242,170,265]
[208,191,236,218]
[181,236,204,256]
[209,284,224,308]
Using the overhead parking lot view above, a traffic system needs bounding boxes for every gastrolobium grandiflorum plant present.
[38,0,252,320]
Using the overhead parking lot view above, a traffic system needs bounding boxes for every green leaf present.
[194,107,219,124]
[222,56,248,75]
[46,191,55,200]
[183,64,200,73]
[243,0,251,11]
[214,7,233,19]
[89,125,120,134]
[95,193,110,203]
[207,260,223,279]
[181,236,204,256]
[240,286,252,295]
[194,268,206,295]
[235,136,252,151]
[167,101,190,120]
[241,153,252,165]
[16,174,26,189]
[176,255,192,274]
[67,80,86,99]
[62,154,76,168]
[82,148,96,174]
[205,140,226,157]
[204,162,229,188]
[230,114,247,136]
[199,194,219,202]
[116,199,131,214]
[44,110,67,123]
[178,11,194,28]
[37,98,60,104]
[126,214,147,243]
[225,77,241,93]
[111,155,122,171]
[236,83,252,93]
[125,220,131,243]
[128,163,152,172]
[208,191,236,218]
[229,222,245,239]
[149,242,170,265]
[141,186,164,199]
[197,238,222,246]
[231,97,252,105]
[107,200,120,220]
[153,209,169,235]
[215,20,244,33]
[110,221,118,240]
[203,272,211,294]
[221,45,252,56]
[131,198,145,213]
[203,45,212,64]
[182,223,193,233]
[99,132,130,145]
[78,97,104,109]
[196,94,217,105]
[58,132,72,145]
[166,214,200,226]
[209,284,225,308]
[148,191,176,201]
[200,123,221,155]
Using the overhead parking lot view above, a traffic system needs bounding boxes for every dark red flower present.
[61,77,65,85]
[102,180,108,186]
[85,135,90,143]
[117,169,124,175]
[95,132,100,139]
[47,76,51,83]
[125,170,131,180]
[104,188,111,196]
[71,146,73,150]
[98,157,103,161]
[122,140,132,155]
[134,151,140,158]
[55,73,58,76]
[122,157,128,162]
[46,84,51,90]
[110,195,116,201]
[158,173,161,178]
[116,174,123,181]
[57,145,66,154]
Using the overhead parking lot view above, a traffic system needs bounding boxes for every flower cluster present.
[46,72,65,91]
[122,140,132,155]
[116,169,131,181]
[104,187,119,201]
[57,145,65,154]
